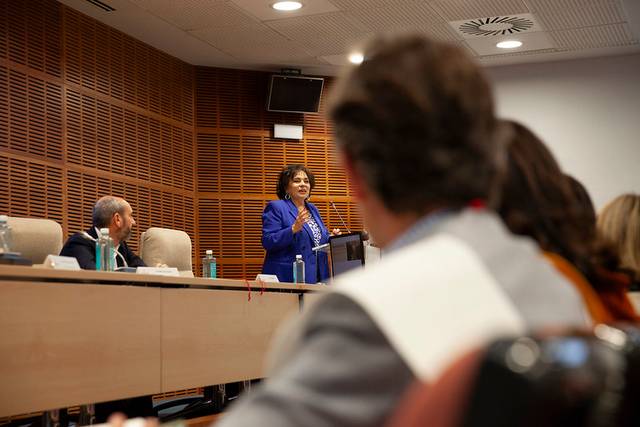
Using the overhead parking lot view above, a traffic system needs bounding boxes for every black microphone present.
[330,201,351,233]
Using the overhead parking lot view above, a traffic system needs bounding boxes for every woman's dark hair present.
[497,120,621,286]
[276,164,316,200]
[329,34,505,215]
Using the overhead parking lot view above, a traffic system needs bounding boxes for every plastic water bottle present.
[293,254,305,283]
[202,249,217,279]
[95,228,115,271]
[0,215,12,254]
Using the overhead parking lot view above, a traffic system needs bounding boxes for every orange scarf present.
[544,252,639,324]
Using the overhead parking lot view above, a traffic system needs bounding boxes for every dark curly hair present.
[275,164,316,200]
[329,34,504,214]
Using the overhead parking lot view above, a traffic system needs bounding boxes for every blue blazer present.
[261,199,330,284]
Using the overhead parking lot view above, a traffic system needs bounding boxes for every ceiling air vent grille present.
[83,0,116,12]
[449,14,542,40]
[459,16,533,37]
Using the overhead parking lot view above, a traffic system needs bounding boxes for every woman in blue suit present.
[262,165,336,284]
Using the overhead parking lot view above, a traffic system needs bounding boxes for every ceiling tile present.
[190,24,320,64]
[347,3,458,41]
[130,0,259,31]
[429,0,531,21]
[329,0,418,9]
[550,23,637,49]
[527,0,627,30]
[464,30,555,55]
[267,12,371,56]
[230,0,338,22]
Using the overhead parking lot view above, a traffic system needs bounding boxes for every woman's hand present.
[292,208,310,233]
[331,228,341,236]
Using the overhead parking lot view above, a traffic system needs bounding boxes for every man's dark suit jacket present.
[60,227,146,270]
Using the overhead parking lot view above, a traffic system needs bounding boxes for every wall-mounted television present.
[267,75,324,114]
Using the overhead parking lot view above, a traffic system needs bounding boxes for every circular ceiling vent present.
[459,16,534,37]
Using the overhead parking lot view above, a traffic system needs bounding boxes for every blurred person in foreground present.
[111,34,588,427]
[211,34,588,427]
[60,195,146,270]
[598,194,640,283]
[261,164,338,284]
[496,121,638,323]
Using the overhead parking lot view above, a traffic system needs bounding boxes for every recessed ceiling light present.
[348,53,364,64]
[496,40,523,49]
[272,1,303,11]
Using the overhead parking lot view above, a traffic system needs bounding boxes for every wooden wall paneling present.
[171,126,184,189]
[96,99,110,167]
[0,67,7,149]
[170,61,182,123]
[65,88,81,165]
[242,199,266,261]
[220,199,243,260]
[134,40,149,111]
[283,137,305,166]
[6,0,27,69]
[81,93,98,169]
[260,135,285,196]
[217,69,240,129]
[136,114,150,182]
[44,81,63,160]
[147,50,161,116]
[219,134,241,194]
[80,13,96,91]
[238,70,263,130]
[8,69,28,154]
[241,135,265,194]
[110,105,125,175]
[0,154,8,212]
[181,63,194,126]
[62,8,81,87]
[0,1,7,60]
[195,68,217,128]
[122,36,137,107]
[181,128,195,191]
[108,30,124,102]
[159,122,172,187]
[197,133,220,193]
[305,137,328,196]
[159,56,173,120]
[148,118,162,184]
[327,142,348,196]
[3,157,64,224]
[95,22,110,98]
[123,108,138,178]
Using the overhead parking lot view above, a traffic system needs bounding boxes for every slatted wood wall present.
[1,0,362,279]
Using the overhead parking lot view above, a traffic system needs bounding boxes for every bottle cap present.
[296,254,302,260]
[206,249,213,255]
[0,215,7,222]
[99,228,110,235]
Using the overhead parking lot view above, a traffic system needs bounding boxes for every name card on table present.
[43,255,81,270]
[136,266,180,277]
[256,274,279,283]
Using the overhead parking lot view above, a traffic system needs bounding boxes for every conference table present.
[0,266,325,418]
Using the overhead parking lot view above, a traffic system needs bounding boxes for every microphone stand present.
[330,201,351,233]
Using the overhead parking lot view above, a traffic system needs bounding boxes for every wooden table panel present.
[0,281,162,417]
[161,289,299,391]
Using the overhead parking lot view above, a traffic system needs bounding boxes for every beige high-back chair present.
[140,227,194,277]
[7,216,64,264]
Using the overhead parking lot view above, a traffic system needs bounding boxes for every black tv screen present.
[267,75,324,114]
